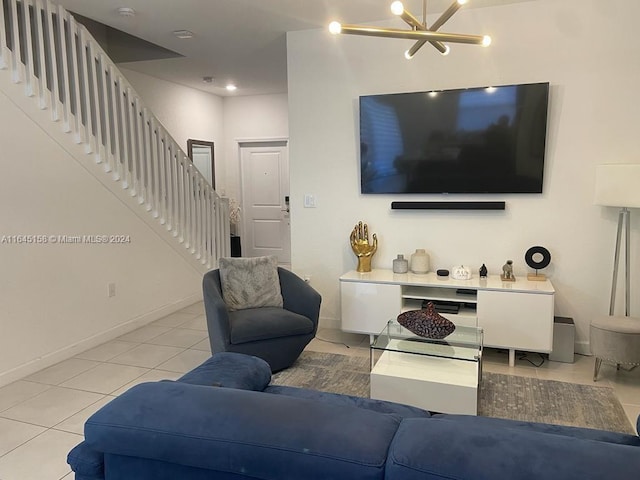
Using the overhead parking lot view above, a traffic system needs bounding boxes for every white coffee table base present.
[370,350,479,415]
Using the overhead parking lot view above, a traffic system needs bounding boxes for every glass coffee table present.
[370,320,483,415]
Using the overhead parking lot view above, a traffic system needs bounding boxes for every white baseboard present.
[0,294,201,388]
[318,316,341,330]
[575,340,592,356]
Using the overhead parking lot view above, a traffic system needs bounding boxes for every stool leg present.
[593,357,602,382]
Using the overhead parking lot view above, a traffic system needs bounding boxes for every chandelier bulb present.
[441,45,451,56]
[404,49,414,60]
[482,35,492,47]
[329,21,342,35]
[457,0,469,5]
[390,1,404,16]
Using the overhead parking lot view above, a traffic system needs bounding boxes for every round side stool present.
[590,315,640,381]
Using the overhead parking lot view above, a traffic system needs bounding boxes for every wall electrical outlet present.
[108,282,116,297]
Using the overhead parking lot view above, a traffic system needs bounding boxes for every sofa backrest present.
[84,381,401,480]
[385,417,640,480]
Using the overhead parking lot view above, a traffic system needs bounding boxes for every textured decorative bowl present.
[397,302,456,339]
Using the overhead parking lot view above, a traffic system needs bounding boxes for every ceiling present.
[55,0,534,97]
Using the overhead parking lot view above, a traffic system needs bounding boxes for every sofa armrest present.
[278,268,321,331]
[67,441,104,480]
[85,381,399,480]
[177,352,271,390]
[386,417,640,480]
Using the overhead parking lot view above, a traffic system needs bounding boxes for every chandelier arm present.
[431,0,463,31]
[403,0,457,57]
[407,39,450,56]
[402,29,447,55]
[399,10,423,30]
[338,25,485,45]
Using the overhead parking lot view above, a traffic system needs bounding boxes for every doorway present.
[239,141,290,265]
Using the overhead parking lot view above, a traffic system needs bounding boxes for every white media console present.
[340,269,555,366]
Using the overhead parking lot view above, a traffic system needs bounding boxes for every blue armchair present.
[203,267,321,372]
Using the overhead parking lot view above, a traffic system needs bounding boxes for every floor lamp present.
[594,164,640,316]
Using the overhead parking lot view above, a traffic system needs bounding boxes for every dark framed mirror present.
[187,139,215,189]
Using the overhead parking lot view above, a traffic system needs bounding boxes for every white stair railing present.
[0,0,230,269]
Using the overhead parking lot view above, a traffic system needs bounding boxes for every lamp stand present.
[609,207,630,316]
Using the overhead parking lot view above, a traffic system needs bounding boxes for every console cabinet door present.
[477,291,554,352]
[341,282,401,334]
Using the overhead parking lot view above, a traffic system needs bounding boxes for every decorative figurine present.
[501,260,515,281]
[479,264,488,278]
[350,221,377,273]
[451,265,472,280]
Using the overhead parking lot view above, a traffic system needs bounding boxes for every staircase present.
[0,0,230,271]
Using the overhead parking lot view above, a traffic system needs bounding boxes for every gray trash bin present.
[549,316,575,363]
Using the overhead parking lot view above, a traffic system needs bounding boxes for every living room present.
[0,0,639,478]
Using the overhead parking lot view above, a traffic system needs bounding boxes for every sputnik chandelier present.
[329,0,491,59]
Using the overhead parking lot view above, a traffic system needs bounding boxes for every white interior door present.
[240,141,290,264]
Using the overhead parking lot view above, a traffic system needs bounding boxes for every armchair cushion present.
[218,256,283,311]
[230,308,314,344]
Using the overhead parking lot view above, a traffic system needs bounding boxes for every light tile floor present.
[0,301,638,479]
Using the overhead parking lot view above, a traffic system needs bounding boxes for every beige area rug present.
[271,351,635,435]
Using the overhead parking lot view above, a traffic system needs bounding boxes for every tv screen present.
[359,82,549,194]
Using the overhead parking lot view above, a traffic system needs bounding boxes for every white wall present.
[0,89,202,386]
[287,0,640,351]
[120,68,225,187]
[120,71,289,214]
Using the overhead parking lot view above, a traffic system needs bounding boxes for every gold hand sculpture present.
[350,221,378,272]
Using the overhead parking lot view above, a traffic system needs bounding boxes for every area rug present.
[271,351,635,434]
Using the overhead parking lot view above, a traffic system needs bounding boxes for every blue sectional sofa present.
[68,352,640,480]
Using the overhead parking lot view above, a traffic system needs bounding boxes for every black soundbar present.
[391,201,506,210]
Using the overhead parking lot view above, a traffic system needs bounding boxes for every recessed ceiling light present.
[117,7,136,17]
[226,84,237,92]
[202,76,213,84]
[173,30,194,39]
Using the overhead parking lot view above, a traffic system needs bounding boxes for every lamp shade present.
[594,164,640,208]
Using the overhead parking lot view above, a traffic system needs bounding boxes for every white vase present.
[410,249,430,274]
[393,254,409,273]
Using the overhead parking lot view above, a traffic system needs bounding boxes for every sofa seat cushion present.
[229,307,314,344]
[85,381,400,480]
[177,352,271,390]
[432,414,640,445]
[264,385,431,419]
[385,417,640,480]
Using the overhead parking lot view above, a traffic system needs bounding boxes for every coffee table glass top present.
[371,320,483,363]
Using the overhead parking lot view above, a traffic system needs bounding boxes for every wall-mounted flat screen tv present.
[359,82,549,194]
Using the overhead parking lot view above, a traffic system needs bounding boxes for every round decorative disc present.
[525,246,551,270]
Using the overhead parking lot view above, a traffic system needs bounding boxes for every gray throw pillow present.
[218,256,283,311]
